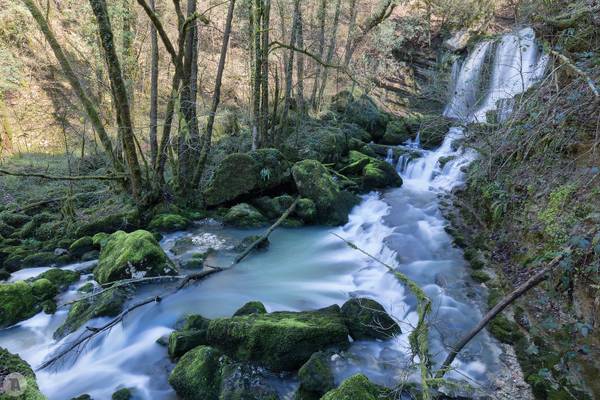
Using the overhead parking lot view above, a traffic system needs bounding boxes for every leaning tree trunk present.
[21,0,119,172]
[149,0,159,166]
[316,0,342,110]
[192,0,236,186]
[310,0,326,110]
[89,0,143,199]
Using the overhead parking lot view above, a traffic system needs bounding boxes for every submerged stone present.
[205,305,350,371]
[340,298,401,340]
[94,230,177,284]
[54,286,129,339]
[111,388,133,400]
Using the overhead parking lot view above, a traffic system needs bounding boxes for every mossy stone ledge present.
[340,298,401,340]
[320,374,391,400]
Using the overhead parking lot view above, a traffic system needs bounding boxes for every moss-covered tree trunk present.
[149,0,159,166]
[89,0,143,200]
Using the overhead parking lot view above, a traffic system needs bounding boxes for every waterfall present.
[444,27,548,123]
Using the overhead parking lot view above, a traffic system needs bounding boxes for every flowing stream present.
[0,28,548,400]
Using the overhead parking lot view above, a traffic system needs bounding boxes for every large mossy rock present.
[320,374,390,400]
[380,119,411,146]
[205,305,350,371]
[282,122,349,164]
[0,347,46,400]
[0,280,59,328]
[292,160,359,226]
[334,93,389,140]
[223,204,268,228]
[75,209,141,237]
[168,346,228,400]
[204,149,291,207]
[38,268,80,290]
[94,230,177,284]
[339,151,402,191]
[69,236,96,257]
[148,214,191,233]
[340,298,401,341]
[219,362,280,400]
[297,351,335,397]
[168,315,211,359]
[54,287,129,339]
[233,301,267,316]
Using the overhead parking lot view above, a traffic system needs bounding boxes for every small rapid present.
[0,27,548,399]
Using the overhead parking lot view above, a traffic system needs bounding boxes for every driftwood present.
[234,197,299,264]
[435,252,567,378]
[40,197,299,370]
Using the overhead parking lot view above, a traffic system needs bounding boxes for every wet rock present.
[168,346,228,400]
[340,298,401,340]
[206,305,350,371]
[292,160,359,226]
[78,282,95,293]
[0,347,46,399]
[249,148,292,191]
[38,268,80,290]
[321,374,391,400]
[297,351,335,396]
[71,395,93,400]
[112,387,133,400]
[180,252,208,269]
[220,362,280,400]
[444,29,471,51]
[54,248,69,256]
[75,210,141,237]
[380,119,411,145]
[148,213,191,233]
[0,280,59,328]
[233,301,267,316]
[69,236,100,257]
[54,286,129,339]
[94,230,177,284]
[339,151,402,191]
[223,204,267,228]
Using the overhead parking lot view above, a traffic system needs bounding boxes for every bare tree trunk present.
[149,0,159,165]
[260,0,271,146]
[316,0,342,110]
[280,0,298,131]
[0,95,14,157]
[192,0,236,186]
[347,0,397,64]
[251,0,262,150]
[121,0,136,106]
[89,0,143,199]
[295,0,305,115]
[310,0,326,110]
[343,0,359,68]
[22,0,119,171]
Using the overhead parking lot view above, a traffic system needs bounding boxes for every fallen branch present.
[435,252,568,378]
[17,190,109,212]
[548,47,599,98]
[38,267,222,370]
[234,197,299,264]
[0,168,127,181]
[332,233,433,400]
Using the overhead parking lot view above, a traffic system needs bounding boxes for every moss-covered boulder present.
[340,94,389,140]
[0,281,37,328]
[0,347,46,400]
[94,230,177,285]
[219,362,280,400]
[168,346,228,400]
[148,214,191,233]
[75,209,141,237]
[381,119,411,145]
[38,268,80,290]
[204,150,291,207]
[223,204,267,228]
[205,305,350,371]
[320,374,390,400]
[233,301,267,316]
[292,160,359,226]
[30,278,57,301]
[53,286,129,339]
[339,151,402,191]
[340,298,401,340]
[111,388,132,400]
[69,236,96,257]
[297,352,335,397]
[21,252,64,269]
[168,315,211,359]
[0,211,31,229]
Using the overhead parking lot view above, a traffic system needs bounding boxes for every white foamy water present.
[0,27,547,400]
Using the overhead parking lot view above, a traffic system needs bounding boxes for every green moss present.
[340,298,401,340]
[38,268,80,290]
[381,119,410,145]
[488,314,522,344]
[0,281,36,328]
[233,301,267,316]
[54,286,128,339]
[249,148,292,191]
[77,282,95,293]
[298,351,334,395]
[30,278,57,301]
[148,214,190,233]
[0,347,46,400]
[321,374,391,400]
[292,160,359,226]
[168,330,208,359]
[0,221,15,237]
[470,270,491,283]
[92,232,110,248]
[203,153,260,207]
[181,252,208,269]
[68,236,95,257]
[21,252,61,268]
[0,211,31,228]
[223,204,267,228]
[205,305,349,371]
[111,388,132,400]
[94,230,177,284]
[168,346,227,400]
[295,198,317,223]
[75,210,140,237]
[538,184,576,245]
